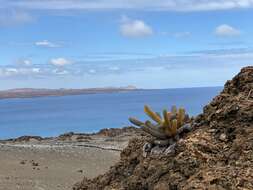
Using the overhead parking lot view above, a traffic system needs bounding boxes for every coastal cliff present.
[74,66,253,190]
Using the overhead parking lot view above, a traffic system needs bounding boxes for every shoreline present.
[0,86,222,101]
[0,126,141,141]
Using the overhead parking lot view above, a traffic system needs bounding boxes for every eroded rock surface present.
[73,66,253,190]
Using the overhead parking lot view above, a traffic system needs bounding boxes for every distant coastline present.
[0,86,138,100]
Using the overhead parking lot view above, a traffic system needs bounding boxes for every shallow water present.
[0,87,222,139]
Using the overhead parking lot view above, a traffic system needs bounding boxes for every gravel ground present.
[0,135,127,190]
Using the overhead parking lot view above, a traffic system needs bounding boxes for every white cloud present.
[0,9,34,27]
[109,66,120,71]
[23,59,32,66]
[3,0,253,11]
[5,68,18,76]
[120,16,153,38]
[88,69,96,74]
[31,68,41,73]
[0,67,41,77]
[35,40,60,48]
[215,24,241,37]
[50,58,72,66]
[16,59,32,66]
[53,69,69,75]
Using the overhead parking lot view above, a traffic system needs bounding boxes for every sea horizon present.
[0,86,222,139]
[0,85,224,93]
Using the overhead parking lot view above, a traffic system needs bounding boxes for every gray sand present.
[0,132,136,190]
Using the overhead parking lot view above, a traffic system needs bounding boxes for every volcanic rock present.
[73,66,253,190]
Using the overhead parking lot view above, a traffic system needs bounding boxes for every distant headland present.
[0,86,138,100]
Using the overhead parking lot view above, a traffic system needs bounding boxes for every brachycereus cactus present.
[129,105,193,154]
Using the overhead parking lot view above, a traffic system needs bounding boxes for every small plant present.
[129,105,192,146]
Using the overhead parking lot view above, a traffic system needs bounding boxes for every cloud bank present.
[2,0,253,11]
[49,58,72,66]
[35,40,61,48]
[1,48,252,80]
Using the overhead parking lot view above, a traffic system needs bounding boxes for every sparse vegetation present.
[129,105,193,147]
[129,105,191,139]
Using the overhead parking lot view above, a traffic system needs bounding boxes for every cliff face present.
[74,66,253,190]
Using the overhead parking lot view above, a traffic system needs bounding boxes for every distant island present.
[0,86,138,99]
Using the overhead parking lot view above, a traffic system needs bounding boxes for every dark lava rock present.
[20,160,26,165]
[73,66,253,190]
[58,132,75,141]
[14,136,43,142]
[32,162,39,167]
[57,127,143,141]
[96,126,143,137]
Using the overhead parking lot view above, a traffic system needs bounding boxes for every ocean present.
[0,87,222,139]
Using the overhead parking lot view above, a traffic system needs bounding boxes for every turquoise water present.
[0,87,222,139]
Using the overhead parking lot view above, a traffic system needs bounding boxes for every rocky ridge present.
[73,66,253,190]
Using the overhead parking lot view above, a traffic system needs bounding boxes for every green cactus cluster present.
[129,105,191,140]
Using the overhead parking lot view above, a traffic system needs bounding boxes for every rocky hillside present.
[73,66,253,190]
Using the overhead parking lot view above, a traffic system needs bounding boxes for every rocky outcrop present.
[5,136,44,142]
[96,127,143,137]
[1,127,142,143]
[73,66,253,190]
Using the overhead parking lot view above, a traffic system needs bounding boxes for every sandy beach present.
[0,128,141,190]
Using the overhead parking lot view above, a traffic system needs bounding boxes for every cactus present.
[129,105,191,140]
[144,105,163,124]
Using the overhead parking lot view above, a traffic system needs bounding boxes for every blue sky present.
[0,0,253,89]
